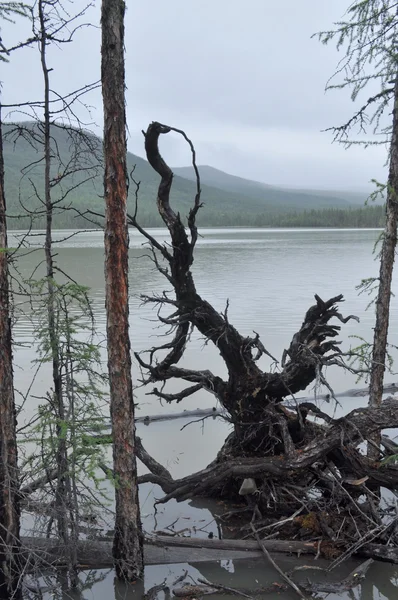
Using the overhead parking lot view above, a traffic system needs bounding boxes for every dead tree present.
[131,122,358,461]
[367,77,398,458]
[101,0,143,581]
[0,111,22,599]
[122,122,398,555]
[124,122,398,535]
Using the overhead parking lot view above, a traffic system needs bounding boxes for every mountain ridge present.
[173,164,370,207]
[2,122,379,228]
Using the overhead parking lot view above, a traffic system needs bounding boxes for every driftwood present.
[148,536,398,565]
[174,579,256,598]
[99,407,226,429]
[302,558,374,593]
[324,381,398,398]
[10,535,398,570]
[143,581,170,600]
[173,584,219,597]
[16,536,264,569]
[95,381,398,428]
[174,582,290,597]
[147,535,318,555]
[136,407,225,425]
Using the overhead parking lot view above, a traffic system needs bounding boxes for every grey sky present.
[1,0,389,189]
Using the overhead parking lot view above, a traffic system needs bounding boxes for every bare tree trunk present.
[368,77,398,461]
[101,0,144,581]
[0,110,22,599]
[38,0,76,584]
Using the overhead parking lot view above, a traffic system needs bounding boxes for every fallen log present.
[97,381,398,430]
[148,535,319,555]
[9,535,398,570]
[175,582,291,597]
[151,535,398,565]
[98,407,227,428]
[137,407,225,425]
[150,536,398,566]
[17,536,263,569]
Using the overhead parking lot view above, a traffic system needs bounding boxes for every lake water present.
[10,227,398,599]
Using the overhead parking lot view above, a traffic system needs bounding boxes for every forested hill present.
[173,165,369,208]
[3,122,381,229]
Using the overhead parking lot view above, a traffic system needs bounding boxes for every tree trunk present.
[38,0,77,584]
[101,0,143,581]
[368,76,398,460]
[0,110,22,599]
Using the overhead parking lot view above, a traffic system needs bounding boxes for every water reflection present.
[35,558,398,600]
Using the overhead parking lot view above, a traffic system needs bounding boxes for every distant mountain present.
[277,187,377,205]
[173,165,363,210]
[2,122,380,229]
[174,165,275,195]
[4,123,274,228]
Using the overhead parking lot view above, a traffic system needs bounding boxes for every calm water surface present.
[11,228,398,599]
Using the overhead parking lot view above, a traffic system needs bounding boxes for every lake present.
[10,227,398,599]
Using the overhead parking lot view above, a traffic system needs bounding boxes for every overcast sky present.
[1,0,389,189]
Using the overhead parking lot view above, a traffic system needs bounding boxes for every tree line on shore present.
[4,203,386,230]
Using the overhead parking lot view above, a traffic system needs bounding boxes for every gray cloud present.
[1,0,388,189]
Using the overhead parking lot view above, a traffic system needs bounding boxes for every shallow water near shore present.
[12,227,398,598]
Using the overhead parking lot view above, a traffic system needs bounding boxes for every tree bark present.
[101,0,143,581]
[368,76,398,460]
[0,110,22,599]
